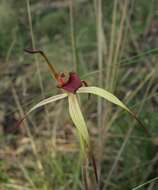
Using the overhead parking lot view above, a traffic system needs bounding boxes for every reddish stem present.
[24,48,59,80]
[91,153,99,184]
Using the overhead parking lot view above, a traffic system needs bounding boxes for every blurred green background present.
[0,0,158,189]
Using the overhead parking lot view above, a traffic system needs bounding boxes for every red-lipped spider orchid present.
[18,48,151,188]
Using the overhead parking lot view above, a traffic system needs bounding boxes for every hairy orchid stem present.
[83,160,89,190]
[24,48,59,80]
[91,153,98,184]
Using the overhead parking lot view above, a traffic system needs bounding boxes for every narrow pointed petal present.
[77,86,130,112]
[28,93,68,114]
[16,94,67,129]
[68,94,90,154]
[77,87,151,136]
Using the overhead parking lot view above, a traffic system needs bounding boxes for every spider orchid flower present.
[18,49,150,184]
[19,48,151,152]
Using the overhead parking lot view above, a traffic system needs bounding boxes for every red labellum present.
[60,72,82,93]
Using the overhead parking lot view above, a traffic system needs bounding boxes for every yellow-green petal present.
[28,93,68,114]
[17,93,68,128]
[77,86,130,112]
[77,86,151,136]
[68,94,90,154]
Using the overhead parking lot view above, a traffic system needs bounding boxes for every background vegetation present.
[0,0,158,189]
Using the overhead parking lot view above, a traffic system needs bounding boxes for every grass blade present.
[131,176,158,190]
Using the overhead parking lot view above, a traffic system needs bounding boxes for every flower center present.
[59,72,83,93]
